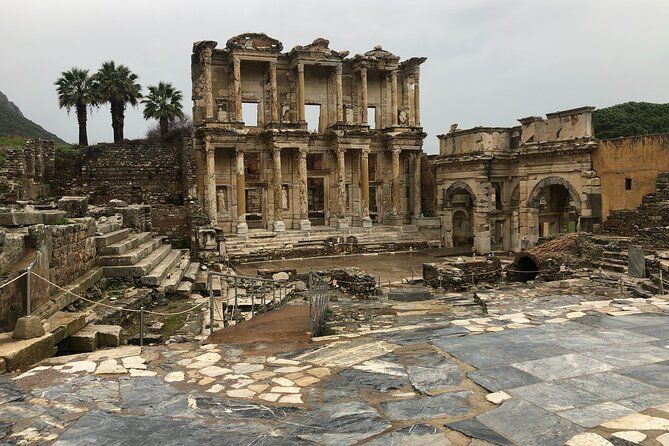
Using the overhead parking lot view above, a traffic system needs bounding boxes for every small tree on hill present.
[141,82,184,138]
[55,67,97,146]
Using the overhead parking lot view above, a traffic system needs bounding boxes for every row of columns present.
[215,55,421,127]
[202,143,422,231]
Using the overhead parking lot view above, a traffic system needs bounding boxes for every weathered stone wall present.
[45,219,96,287]
[64,139,186,205]
[152,204,190,248]
[593,134,669,221]
[0,139,55,201]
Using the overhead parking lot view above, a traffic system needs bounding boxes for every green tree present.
[93,61,142,142]
[593,102,669,139]
[141,82,184,138]
[55,68,97,146]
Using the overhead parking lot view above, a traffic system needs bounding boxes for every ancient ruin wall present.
[45,219,97,287]
[593,133,669,221]
[71,139,186,205]
[0,139,55,201]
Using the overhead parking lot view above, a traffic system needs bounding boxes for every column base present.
[236,221,248,235]
[300,219,312,231]
[384,214,404,226]
[274,220,286,232]
[335,218,349,230]
[13,316,45,340]
[362,216,373,228]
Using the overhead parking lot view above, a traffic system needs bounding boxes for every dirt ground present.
[207,304,312,354]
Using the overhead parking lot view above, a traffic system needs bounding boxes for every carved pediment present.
[226,33,283,53]
[192,40,218,54]
[358,45,400,63]
[290,38,349,59]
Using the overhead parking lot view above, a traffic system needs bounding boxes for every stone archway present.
[526,176,581,238]
[452,209,473,246]
[442,182,481,251]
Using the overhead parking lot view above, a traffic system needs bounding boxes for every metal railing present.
[308,270,329,337]
[206,271,290,333]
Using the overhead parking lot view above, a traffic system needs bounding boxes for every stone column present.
[413,153,422,219]
[298,148,310,230]
[297,62,305,123]
[272,147,285,232]
[269,61,278,122]
[359,67,368,124]
[390,70,398,126]
[232,56,242,122]
[360,148,372,227]
[414,68,421,126]
[335,65,343,123]
[406,76,415,126]
[202,47,214,120]
[391,147,401,214]
[235,149,247,234]
[203,137,218,226]
[336,147,348,229]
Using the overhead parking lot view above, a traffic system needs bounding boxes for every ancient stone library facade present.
[191,33,426,234]
[433,107,602,253]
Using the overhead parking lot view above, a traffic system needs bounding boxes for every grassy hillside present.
[593,102,669,139]
[0,90,65,143]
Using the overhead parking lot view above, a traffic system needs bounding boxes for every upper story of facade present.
[191,33,426,135]
[436,106,595,157]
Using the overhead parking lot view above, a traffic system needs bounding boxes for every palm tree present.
[93,61,141,142]
[141,82,184,138]
[55,68,97,146]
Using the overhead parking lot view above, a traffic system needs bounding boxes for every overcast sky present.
[1,0,668,153]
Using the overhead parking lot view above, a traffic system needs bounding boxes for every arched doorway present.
[444,182,477,249]
[528,177,580,237]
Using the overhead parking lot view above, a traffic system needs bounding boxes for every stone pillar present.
[272,147,285,232]
[390,70,398,126]
[391,147,401,214]
[232,56,242,122]
[335,65,343,123]
[473,210,491,254]
[297,62,305,123]
[336,147,348,229]
[413,153,422,219]
[414,68,421,126]
[269,61,278,122]
[202,47,214,120]
[406,76,415,126]
[298,148,311,230]
[360,148,372,227]
[203,137,218,226]
[235,149,247,234]
[359,67,368,124]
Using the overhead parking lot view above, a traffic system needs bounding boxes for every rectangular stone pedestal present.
[384,214,404,226]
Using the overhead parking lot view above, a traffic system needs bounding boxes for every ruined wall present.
[45,219,97,287]
[0,139,55,201]
[151,204,190,248]
[72,139,185,205]
[593,134,669,220]
[520,107,594,144]
[438,128,512,156]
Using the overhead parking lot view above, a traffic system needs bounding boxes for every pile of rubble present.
[330,267,377,297]
[423,257,502,291]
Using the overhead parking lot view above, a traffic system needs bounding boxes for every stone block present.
[0,211,44,226]
[237,221,248,234]
[300,219,312,231]
[57,196,89,218]
[274,220,286,232]
[628,245,646,278]
[13,316,46,340]
[60,326,98,353]
[94,325,123,347]
[42,210,68,225]
[0,332,56,372]
[362,216,373,228]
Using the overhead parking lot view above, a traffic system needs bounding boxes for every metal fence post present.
[251,280,256,317]
[208,274,214,335]
[233,277,238,317]
[660,269,665,295]
[26,265,32,316]
[139,306,145,347]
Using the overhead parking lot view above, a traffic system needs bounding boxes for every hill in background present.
[0,90,65,143]
[593,101,669,139]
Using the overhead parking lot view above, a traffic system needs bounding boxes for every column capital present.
[269,59,277,69]
[413,66,420,81]
[361,147,370,157]
[297,62,304,73]
[336,146,346,156]
[272,146,282,156]
[298,147,308,158]
[232,56,241,67]
[335,64,342,75]
[392,147,401,155]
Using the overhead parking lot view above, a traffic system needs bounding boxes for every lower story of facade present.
[194,125,425,234]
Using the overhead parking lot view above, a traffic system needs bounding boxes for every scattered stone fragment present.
[193,352,221,363]
[94,359,127,375]
[206,384,225,393]
[294,376,320,387]
[279,394,303,404]
[129,369,157,377]
[248,383,269,393]
[486,391,512,405]
[199,365,232,378]
[611,431,646,443]
[565,433,613,446]
[251,371,276,380]
[602,413,669,430]
[61,361,97,373]
[227,389,256,398]
[656,433,669,446]
[259,393,280,402]
[198,377,215,386]
[164,371,185,383]
[270,386,300,394]
[272,377,295,387]
[232,363,263,374]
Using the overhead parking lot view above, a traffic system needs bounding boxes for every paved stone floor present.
[1,279,669,445]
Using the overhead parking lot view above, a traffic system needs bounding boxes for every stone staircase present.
[588,235,632,274]
[95,227,199,296]
[223,225,441,263]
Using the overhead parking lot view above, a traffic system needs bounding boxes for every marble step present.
[183,262,200,282]
[32,267,104,320]
[96,237,164,266]
[175,280,194,298]
[103,245,172,278]
[94,228,131,249]
[141,249,182,287]
[99,232,153,256]
[158,252,190,294]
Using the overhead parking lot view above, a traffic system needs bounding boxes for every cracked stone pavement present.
[1,279,669,445]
